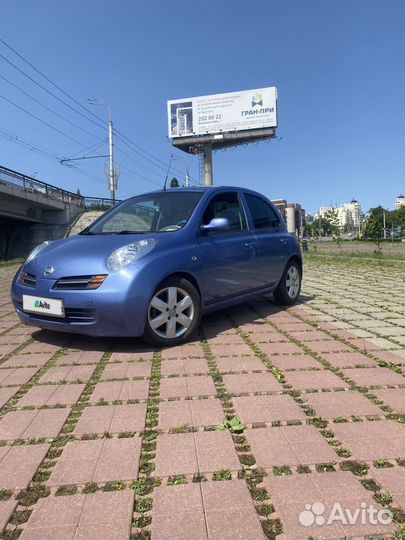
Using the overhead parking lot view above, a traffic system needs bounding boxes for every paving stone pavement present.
[0,258,404,539]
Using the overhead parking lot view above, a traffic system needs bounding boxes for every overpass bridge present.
[0,165,117,259]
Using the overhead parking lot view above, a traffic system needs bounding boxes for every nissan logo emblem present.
[44,265,54,277]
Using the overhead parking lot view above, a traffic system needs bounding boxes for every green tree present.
[170,177,179,188]
[364,212,383,252]
[308,217,334,237]
[324,208,341,242]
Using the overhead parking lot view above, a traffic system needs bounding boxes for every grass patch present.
[297,464,311,474]
[0,489,12,501]
[135,497,153,513]
[212,469,232,481]
[82,482,98,493]
[167,475,187,485]
[340,460,369,476]
[130,478,159,496]
[273,465,292,476]
[9,510,31,525]
[18,485,50,506]
[257,503,275,516]
[55,485,78,496]
[373,459,394,469]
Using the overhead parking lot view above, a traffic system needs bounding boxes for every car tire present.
[273,260,301,305]
[143,276,201,348]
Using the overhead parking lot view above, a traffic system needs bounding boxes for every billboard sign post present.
[167,87,278,185]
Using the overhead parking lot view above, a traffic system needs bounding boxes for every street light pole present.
[88,99,117,203]
[107,110,116,203]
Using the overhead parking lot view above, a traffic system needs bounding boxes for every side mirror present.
[201,217,230,233]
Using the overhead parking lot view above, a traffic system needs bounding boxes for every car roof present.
[138,186,270,197]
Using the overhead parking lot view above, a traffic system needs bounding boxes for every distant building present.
[395,195,405,209]
[318,199,362,231]
[271,199,305,237]
[305,212,314,224]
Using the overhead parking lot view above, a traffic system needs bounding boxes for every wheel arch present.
[156,271,202,299]
[286,254,303,274]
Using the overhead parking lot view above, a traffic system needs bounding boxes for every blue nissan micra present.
[11,186,302,347]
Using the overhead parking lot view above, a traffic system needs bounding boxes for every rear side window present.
[245,194,280,229]
[202,192,246,232]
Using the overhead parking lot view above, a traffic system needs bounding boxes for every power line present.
[0,128,62,161]
[65,140,107,160]
[114,130,199,185]
[0,127,135,196]
[0,91,103,154]
[0,51,108,133]
[0,36,200,186]
[0,36,107,126]
[115,144,198,186]
[0,73,105,142]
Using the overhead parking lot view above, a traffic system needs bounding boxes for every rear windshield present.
[83,192,203,235]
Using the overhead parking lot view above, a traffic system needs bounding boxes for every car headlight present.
[106,239,157,270]
[26,241,52,263]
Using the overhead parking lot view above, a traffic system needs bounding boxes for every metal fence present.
[0,166,123,209]
[0,165,84,206]
[83,197,122,209]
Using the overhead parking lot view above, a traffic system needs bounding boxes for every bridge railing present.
[83,197,122,209]
[0,165,85,207]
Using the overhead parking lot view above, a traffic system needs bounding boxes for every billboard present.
[167,87,277,139]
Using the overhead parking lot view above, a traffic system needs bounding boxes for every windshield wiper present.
[115,230,145,234]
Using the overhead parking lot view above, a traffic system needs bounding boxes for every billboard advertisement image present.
[168,87,277,138]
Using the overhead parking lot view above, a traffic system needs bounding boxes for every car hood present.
[24,233,165,279]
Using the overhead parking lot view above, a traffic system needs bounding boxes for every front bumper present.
[11,268,151,337]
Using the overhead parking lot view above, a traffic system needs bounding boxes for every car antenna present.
[163,154,174,191]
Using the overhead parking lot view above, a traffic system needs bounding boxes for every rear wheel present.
[273,260,301,305]
[143,276,201,347]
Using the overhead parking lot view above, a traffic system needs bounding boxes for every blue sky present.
[0,0,403,213]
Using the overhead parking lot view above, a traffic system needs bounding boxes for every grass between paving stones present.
[200,335,282,540]
[299,272,404,354]
[361,471,405,537]
[261,297,405,432]
[0,349,112,539]
[254,298,405,427]
[227,304,405,534]
[130,350,161,540]
[228,310,352,464]
[0,346,67,425]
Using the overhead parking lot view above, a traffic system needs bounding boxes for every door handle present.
[280,238,288,243]
[244,241,256,247]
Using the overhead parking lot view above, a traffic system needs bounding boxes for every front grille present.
[15,300,96,323]
[53,275,107,290]
[19,272,36,287]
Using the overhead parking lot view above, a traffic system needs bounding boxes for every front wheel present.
[143,276,201,347]
[273,260,302,305]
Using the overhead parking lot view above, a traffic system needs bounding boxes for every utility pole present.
[88,99,118,203]
[203,143,213,186]
[185,167,189,187]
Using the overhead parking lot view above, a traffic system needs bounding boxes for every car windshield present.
[82,191,203,235]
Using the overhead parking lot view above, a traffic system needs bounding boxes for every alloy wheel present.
[286,266,300,299]
[148,286,194,339]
